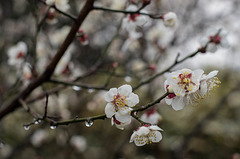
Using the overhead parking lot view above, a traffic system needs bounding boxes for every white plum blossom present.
[140,107,162,125]
[49,25,70,46]
[199,29,229,53]
[104,84,139,123]
[46,0,70,12]
[70,135,87,153]
[199,70,221,97]
[54,48,72,75]
[30,129,48,147]
[162,12,178,28]
[7,41,27,67]
[164,69,220,111]
[130,125,163,146]
[77,29,89,45]
[122,5,149,39]
[111,116,131,130]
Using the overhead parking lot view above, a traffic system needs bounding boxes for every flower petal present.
[115,112,131,123]
[118,84,132,97]
[149,125,163,131]
[125,93,139,107]
[206,70,218,79]
[171,96,185,111]
[105,103,116,118]
[148,131,162,143]
[105,88,117,102]
[136,126,150,136]
[134,136,148,146]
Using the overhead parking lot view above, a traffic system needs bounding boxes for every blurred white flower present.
[22,63,32,85]
[46,0,70,12]
[46,8,58,24]
[162,12,178,28]
[7,41,27,67]
[49,26,70,46]
[199,29,229,53]
[30,129,48,147]
[140,107,162,125]
[105,84,139,123]
[130,125,163,146]
[54,48,72,75]
[164,69,220,111]
[122,5,149,39]
[111,116,131,130]
[77,29,89,45]
[70,135,87,153]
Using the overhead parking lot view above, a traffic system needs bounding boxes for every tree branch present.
[0,0,95,120]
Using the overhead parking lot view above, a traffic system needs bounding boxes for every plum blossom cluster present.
[104,84,163,146]
[199,29,229,53]
[164,69,221,111]
[45,0,70,12]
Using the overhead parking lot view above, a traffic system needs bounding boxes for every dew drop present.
[50,125,57,129]
[72,86,82,91]
[88,89,94,93]
[34,119,41,125]
[124,76,132,82]
[85,120,93,127]
[24,125,30,130]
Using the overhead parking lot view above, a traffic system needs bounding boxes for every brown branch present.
[0,0,95,120]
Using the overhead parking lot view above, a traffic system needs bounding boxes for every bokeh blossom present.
[7,41,27,68]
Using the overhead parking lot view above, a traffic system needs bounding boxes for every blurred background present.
[1,0,240,159]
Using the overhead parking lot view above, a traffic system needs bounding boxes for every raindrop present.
[85,120,93,127]
[72,86,82,91]
[124,76,132,82]
[24,125,30,130]
[88,89,94,93]
[50,125,57,129]
[34,119,41,125]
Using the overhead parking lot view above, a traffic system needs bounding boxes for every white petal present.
[149,125,163,131]
[105,103,116,118]
[129,131,137,143]
[193,69,204,80]
[200,81,208,96]
[118,84,132,97]
[136,126,150,136]
[172,86,185,97]
[105,88,117,102]
[207,43,217,53]
[134,136,148,146]
[115,112,131,123]
[206,70,218,79]
[125,93,139,107]
[165,98,173,105]
[171,96,185,111]
[148,131,162,143]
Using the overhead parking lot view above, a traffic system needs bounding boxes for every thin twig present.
[93,6,163,19]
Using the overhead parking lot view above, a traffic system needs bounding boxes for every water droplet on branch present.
[24,125,30,130]
[85,120,93,127]
[34,119,41,125]
[72,86,82,91]
[50,125,57,129]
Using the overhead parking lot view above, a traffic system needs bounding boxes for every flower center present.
[128,14,140,22]
[16,51,24,59]
[209,35,221,44]
[113,94,127,108]
[177,73,195,92]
